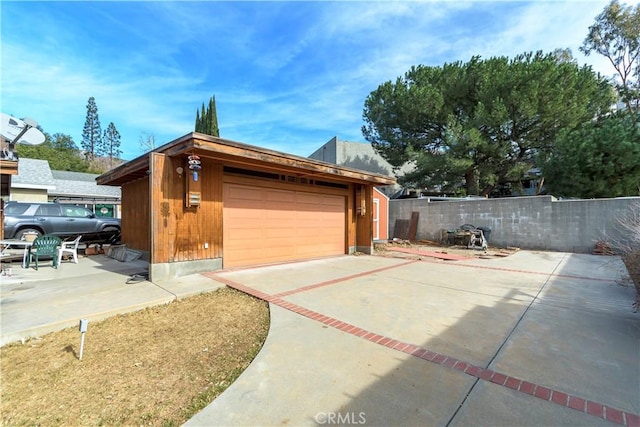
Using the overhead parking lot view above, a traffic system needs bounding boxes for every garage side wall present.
[389,195,640,253]
[355,184,374,254]
[149,153,223,281]
[121,176,150,253]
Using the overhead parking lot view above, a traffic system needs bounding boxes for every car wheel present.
[16,228,42,240]
[103,227,121,244]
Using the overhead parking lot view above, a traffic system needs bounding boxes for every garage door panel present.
[266,191,296,203]
[224,184,345,267]
[228,187,263,201]
[228,204,264,217]
[266,239,299,250]
[264,230,297,240]
[265,211,296,221]
[226,229,259,240]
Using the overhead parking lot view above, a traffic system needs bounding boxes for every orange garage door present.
[223,183,346,267]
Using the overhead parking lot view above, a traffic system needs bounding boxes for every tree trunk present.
[465,169,479,195]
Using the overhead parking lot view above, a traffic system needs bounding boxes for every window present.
[64,206,91,218]
[5,203,29,215]
[35,205,62,216]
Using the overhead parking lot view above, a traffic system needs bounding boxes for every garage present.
[96,133,395,281]
[223,183,345,267]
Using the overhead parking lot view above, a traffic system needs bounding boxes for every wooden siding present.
[346,184,355,250]
[121,176,150,253]
[355,184,374,248]
[149,153,223,264]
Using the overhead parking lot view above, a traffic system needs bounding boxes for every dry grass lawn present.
[1,287,269,426]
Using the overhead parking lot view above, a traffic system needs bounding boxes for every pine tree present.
[102,122,122,168]
[81,97,102,160]
[194,95,220,137]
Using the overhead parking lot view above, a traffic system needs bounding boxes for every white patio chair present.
[58,235,82,264]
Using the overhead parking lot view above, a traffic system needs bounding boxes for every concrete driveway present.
[187,252,639,427]
[2,251,638,426]
[0,255,222,346]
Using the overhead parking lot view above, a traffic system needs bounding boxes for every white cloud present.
[1,0,634,161]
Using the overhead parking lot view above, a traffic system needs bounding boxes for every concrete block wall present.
[389,195,639,253]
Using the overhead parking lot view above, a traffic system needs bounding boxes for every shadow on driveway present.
[188,252,639,427]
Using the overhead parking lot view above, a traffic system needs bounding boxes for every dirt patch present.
[1,287,269,426]
[375,240,520,260]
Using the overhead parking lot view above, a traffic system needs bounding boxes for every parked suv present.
[3,202,121,242]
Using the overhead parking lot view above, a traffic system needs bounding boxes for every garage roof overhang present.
[0,160,18,196]
[97,133,397,187]
[0,159,19,176]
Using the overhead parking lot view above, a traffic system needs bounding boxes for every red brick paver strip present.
[207,272,639,426]
[272,259,418,298]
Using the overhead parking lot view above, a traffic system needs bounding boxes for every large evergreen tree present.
[195,95,220,137]
[102,122,122,168]
[362,51,615,196]
[581,0,640,113]
[81,97,102,160]
[542,112,640,198]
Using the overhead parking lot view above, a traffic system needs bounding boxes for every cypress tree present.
[194,96,220,137]
[207,96,219,137]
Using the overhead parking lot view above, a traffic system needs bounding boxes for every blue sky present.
[0,1,630,161]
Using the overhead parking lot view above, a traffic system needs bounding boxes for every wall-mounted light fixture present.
[185,153,202,208]
[176,166,184,176]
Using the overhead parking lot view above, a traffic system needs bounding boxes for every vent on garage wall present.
[314,180,348,189]
[224,166,280,180]
[224,166,348,189]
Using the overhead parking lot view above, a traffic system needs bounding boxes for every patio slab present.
[196,251,639,426]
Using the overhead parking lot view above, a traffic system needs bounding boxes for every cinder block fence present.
[389,195,640,253]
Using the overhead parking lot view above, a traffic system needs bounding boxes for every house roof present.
[97,133,397,187]
[51,170,121,200]
[12,158,56,190]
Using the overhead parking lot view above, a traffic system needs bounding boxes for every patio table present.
[0,239,34,268]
